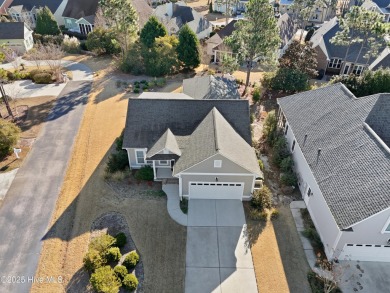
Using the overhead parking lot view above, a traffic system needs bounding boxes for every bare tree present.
[27,48,44,69]
[0,47,21,71]
[37,43,65,81]
[94,7,107,29]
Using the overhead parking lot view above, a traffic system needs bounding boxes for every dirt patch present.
[31,60,186,293]
[0,96,56,173]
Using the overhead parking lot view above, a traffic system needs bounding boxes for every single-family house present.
[277,83,390,262]
[183,75,239,100]
[154,2,211,39]
[277,13,296,56]
[0,22,33,53]
[211,0,248,15]
[7,0,66,27]
[62,0,151,35]
[206,19,237,63]
[277,0,335,24]
[310,17,390,76]
[0,0,14,15]
[122,96,262,200]
[362,0,390,22]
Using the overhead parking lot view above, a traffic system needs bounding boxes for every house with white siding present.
[277,83,390,262]
[0,22,33,53]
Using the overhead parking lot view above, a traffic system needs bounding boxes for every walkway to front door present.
[185,199,258,293]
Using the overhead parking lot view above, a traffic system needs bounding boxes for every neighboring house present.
[182,75,240,100]
[154,2,211,39]
[277,83,390,262]
[206,19,237,63]
[362,0,390,22]
[62,0,151,35]
[310,17,390,76]
[0,22,33,53]
[7,0,66,27]
[277,0,335,24]
[122,95,262,201]
[211,0,248,15]
[0,0,14,15]
[277,13,295,56]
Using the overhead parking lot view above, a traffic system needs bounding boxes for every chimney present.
[167,2,173,17]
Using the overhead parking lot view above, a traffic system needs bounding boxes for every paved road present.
[0,80,91,292]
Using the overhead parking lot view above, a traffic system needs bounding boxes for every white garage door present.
[189,182,244,200]
[338,244,390,262]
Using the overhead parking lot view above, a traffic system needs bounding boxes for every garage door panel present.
[189,182,244,200]
[339,244,390,262]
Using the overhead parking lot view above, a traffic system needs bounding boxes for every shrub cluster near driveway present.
[106,131,129,174]
[83,233,141,293]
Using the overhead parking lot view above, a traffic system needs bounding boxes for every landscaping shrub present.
[13,71,31,80]
[90,266,121,293]
[142,85,148,90]
[106,151,129,173]
[156,78,166,87]
[134,166,154,182]
[0,120,21,160]
[62,34,80,53]
[263,110,278,145]
[104,247,122,262]
[307,271,342,293]
[280,172,297,187]
[133,88,140,93]
[33,72,53,84]
[251,185,272,210]
[270,209,279,220]
[115,232,127,248]
[303,228,323,251]
[114,265,128,280]
[89,234,116,253]
[122,274,138,291]
[280,156,294,172]
[252,87,261,103]
[272,136,289,167]
[115,131,124,152]
[123,251,139,270]
[249,208,268,221]
[120,42,145,75]
[83,249,105,273]
[86,28,121,55]
[258,159,264,171]
[0,68,7,80]
[180,198,188,214]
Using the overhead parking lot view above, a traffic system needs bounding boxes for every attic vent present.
[214,160,222,168]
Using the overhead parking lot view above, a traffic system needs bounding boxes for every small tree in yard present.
[262,110,278,145]
[90,266,121,293]
[278,40,318,78]
[270,67,310,93]
[225,0,280,91]
[220,53,239,75]
[176,24,201,70]
[0,119,21,159]
[35,6,61,35]
[140,16,167,48]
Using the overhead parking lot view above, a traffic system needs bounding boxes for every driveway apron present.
[0,81,91,292]
[185,199,258,293]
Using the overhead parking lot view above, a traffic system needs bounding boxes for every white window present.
[382,217,390,233]
[135,150,145,164]
[214,160,222,168]
[352,65,364,75]
[328,58,342,69]
[159,160,169,165]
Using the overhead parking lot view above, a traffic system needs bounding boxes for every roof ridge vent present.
[212,108,220,151]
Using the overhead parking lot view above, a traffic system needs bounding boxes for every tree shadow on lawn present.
[66,268,92,293]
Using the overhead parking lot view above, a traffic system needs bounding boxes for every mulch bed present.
[91,212,145,293]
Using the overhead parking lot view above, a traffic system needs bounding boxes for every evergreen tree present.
[225,0,280,90]
[176,24,200,70]
[278,40,318,78]
[140,16,167,48]
[35,6,61,35]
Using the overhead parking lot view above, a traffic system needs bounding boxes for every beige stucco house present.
[278,83,390,262]
[0,22,33,54]
[122,93,262,201]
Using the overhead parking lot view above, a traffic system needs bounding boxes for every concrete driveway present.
[340,261,390,293]
[185,200,258,293]
[0,80,91,292]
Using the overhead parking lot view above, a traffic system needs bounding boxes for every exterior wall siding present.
[315,46,328,72]
[336,208,390,257]
[284,120,341,259]
[64,17,79,31]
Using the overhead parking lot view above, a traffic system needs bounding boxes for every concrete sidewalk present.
[162,183,188,226]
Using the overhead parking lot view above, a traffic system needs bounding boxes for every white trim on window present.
[352,65,365,75]
[159,160,169,165]
[135,149,146,164]
[381,216,390,234]
[328,58,342,69]
[214,160,222,168]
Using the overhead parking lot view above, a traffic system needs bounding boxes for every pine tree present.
[176,24,200,70]
[140,16,167,48]
[35,6,61,35]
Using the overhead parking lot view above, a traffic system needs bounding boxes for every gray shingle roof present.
[123,98,252,150]
[173,108,261,176]
[278,83,390,229]
[311,17,389,65]
[277,13,295,49]
[10,0,63,12]
[62,0,99,19]
[0,22,28,39]
[216,20,237,38]
[146,128,182,157]
[372,0,390,8]
[183,76,239,100]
